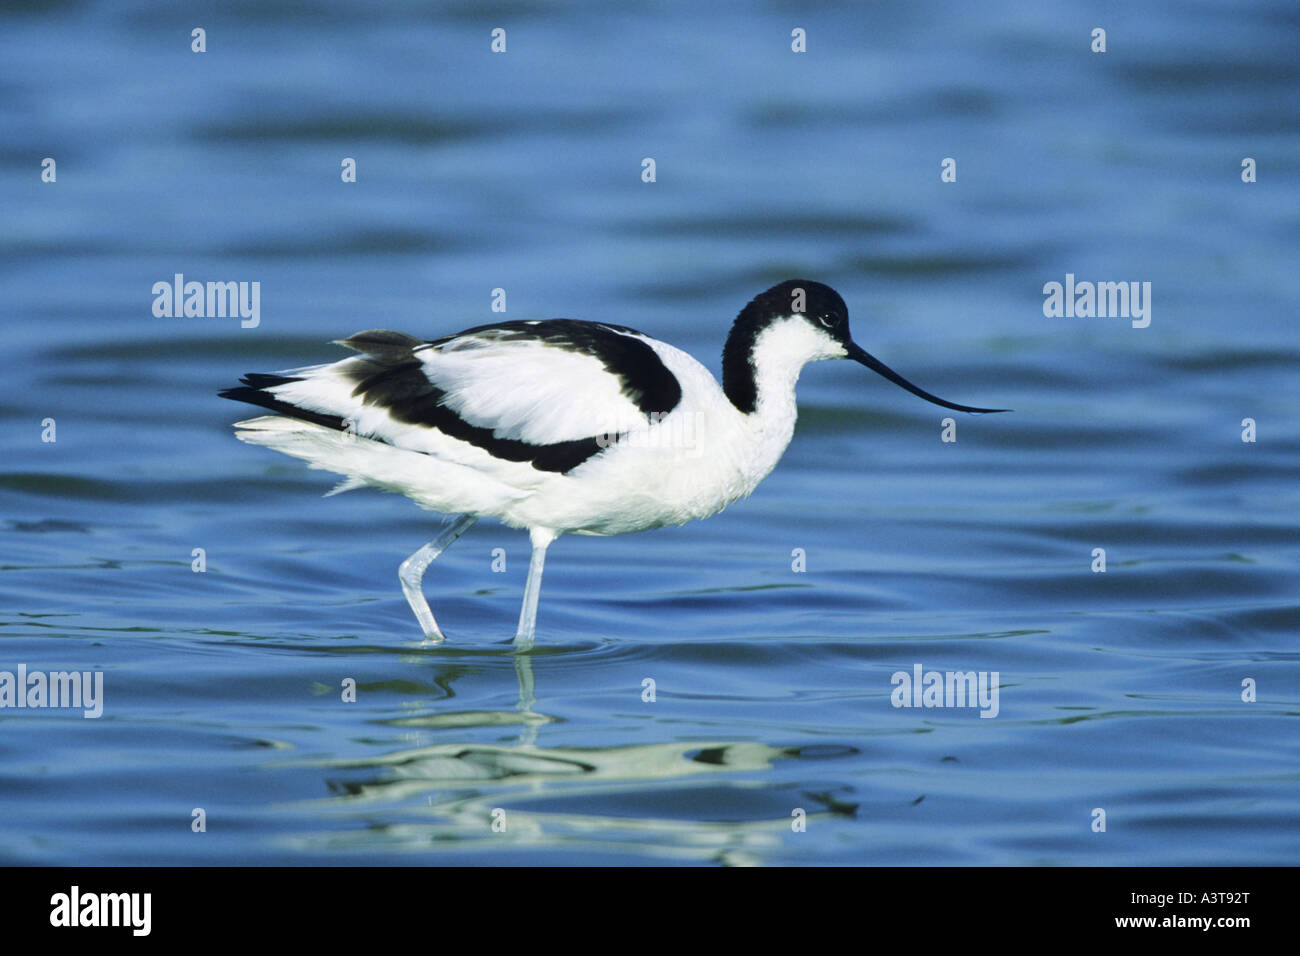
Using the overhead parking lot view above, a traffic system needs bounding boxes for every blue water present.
[2,0,1298,865]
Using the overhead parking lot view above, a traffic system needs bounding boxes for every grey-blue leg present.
[514,527,557,650]
[399,514,478,642]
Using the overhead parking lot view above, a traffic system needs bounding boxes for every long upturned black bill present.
[847,342,1010,414]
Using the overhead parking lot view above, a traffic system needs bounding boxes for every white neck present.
[733,316,847,491]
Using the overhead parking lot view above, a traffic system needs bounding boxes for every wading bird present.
[220,280,1006,645]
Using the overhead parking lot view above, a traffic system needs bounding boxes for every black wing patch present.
[218,374,350,432]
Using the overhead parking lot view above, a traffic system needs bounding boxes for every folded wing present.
[219,320,683,475]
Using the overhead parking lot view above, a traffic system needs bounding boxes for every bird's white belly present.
[500,400,793,537]
[497,426,739,535]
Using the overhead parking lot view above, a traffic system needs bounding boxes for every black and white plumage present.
[219,279,1007,645]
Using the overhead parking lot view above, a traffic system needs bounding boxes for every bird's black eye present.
[816,315,834,329]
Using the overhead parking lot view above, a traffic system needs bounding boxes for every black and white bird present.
[219,279,1006,646]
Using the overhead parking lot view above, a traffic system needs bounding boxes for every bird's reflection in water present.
[279,644,857,864]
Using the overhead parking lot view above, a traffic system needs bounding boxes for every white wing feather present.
[263,328,657,460]
[415,334,651,444]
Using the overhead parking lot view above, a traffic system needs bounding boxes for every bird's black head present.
[739,278,852,343]
[723,278,1010,416]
